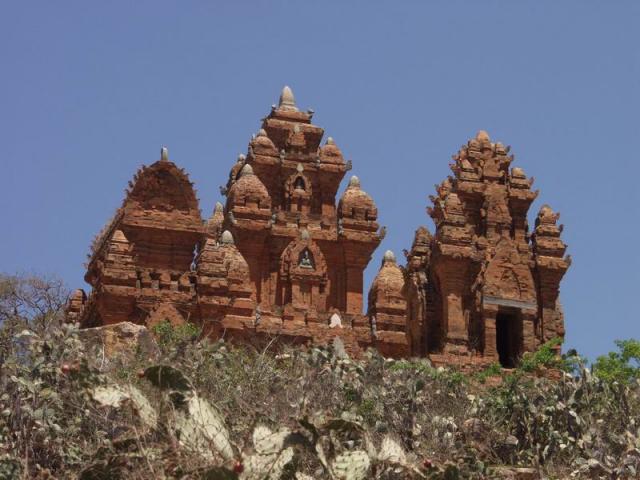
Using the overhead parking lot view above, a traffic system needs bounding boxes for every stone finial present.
[214,201,224,213]
[257,129,268,137]
[278,85,298,112]
[476,130,490,142]
[160,147,169,162]
[348,175,361,188]
[221,230,234,245]
[326,137,335,145]
[511,167,525,177]
[536,204,560,226]
[237,153,246,163]
[383,250,396,264]
[240,163,254,177]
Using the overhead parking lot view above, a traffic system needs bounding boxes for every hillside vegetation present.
[1,273,639,479]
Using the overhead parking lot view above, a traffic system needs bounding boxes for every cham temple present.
[67,87,571,368]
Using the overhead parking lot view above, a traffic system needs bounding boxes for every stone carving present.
[69,93,570,368]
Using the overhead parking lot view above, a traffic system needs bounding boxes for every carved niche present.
[279,231,327,310]
[284,165,312,213]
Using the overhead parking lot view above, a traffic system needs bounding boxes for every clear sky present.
[1,2,638,361]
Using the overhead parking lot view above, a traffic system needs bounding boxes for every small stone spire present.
[476,130,490,142]
[348,175,361,188]
[278,86,298,112]
[221,230,234,245]
[237,153,246,163]
[383,250,396,264]
[160,146,169,162]
[326,137,335,145]
[213,201,223,214]
[240,163,254,177]
[257,129,268,137]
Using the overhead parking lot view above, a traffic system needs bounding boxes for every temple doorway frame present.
[495,308,523,368]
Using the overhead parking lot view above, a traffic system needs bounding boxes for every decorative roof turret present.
[263,86,321,153]
[196,230,250,292]
[205,202,225,238]
[226,163,272,210]
[338,176,377,221]
[226,154,246,189]
[250,128,278,156]
[118,151,202,233]
[319,136,345,164]
[406,226,432,273]
[369,250,405,302]
[532,205,569,260]
[65,288,87,323]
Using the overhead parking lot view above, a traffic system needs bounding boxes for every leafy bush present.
[593,339,640,384]
[518,337,564,373]
[152,319,201,350]
[472,362,502,383]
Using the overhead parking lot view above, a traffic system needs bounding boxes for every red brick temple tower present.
[75,148,254,331]
[404,131,571,368]
[218,86,385,347]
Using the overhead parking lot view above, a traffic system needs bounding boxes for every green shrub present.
[592,339,640,384]
[518,337,564,373]
[473,362,502,383]
[152,319,200,350]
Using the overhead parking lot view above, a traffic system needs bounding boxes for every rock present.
[79,322,159,363]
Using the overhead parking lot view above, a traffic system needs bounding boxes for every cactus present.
[377,436,406,464]
[174,394,234,461]
[241,425,295,480]
[91,384,157,430]
[331,450,370,480]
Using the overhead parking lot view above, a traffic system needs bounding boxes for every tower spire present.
[278,85,298,112]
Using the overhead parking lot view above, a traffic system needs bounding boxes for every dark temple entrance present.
[496,310,522,368]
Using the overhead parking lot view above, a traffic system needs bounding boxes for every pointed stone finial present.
[257,128,267,137]
[278,85,298,112]
[214,201,224,213]
[326,137,335,145]
[237,153,246,163]
[300,228,310,240]
[160,147,169,162]
[348,175,360,188]
[221,230,234,245]
[383,250,396,264]
[511,167,525,177]
[240,164,254,176]
[476,130,490,142]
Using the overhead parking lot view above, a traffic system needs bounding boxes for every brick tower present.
[221,86,384,329]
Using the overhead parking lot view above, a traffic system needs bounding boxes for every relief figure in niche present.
[294,176,306,191]
[298,248,314,269]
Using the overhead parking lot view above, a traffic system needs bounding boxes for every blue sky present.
[1,2,638,360]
